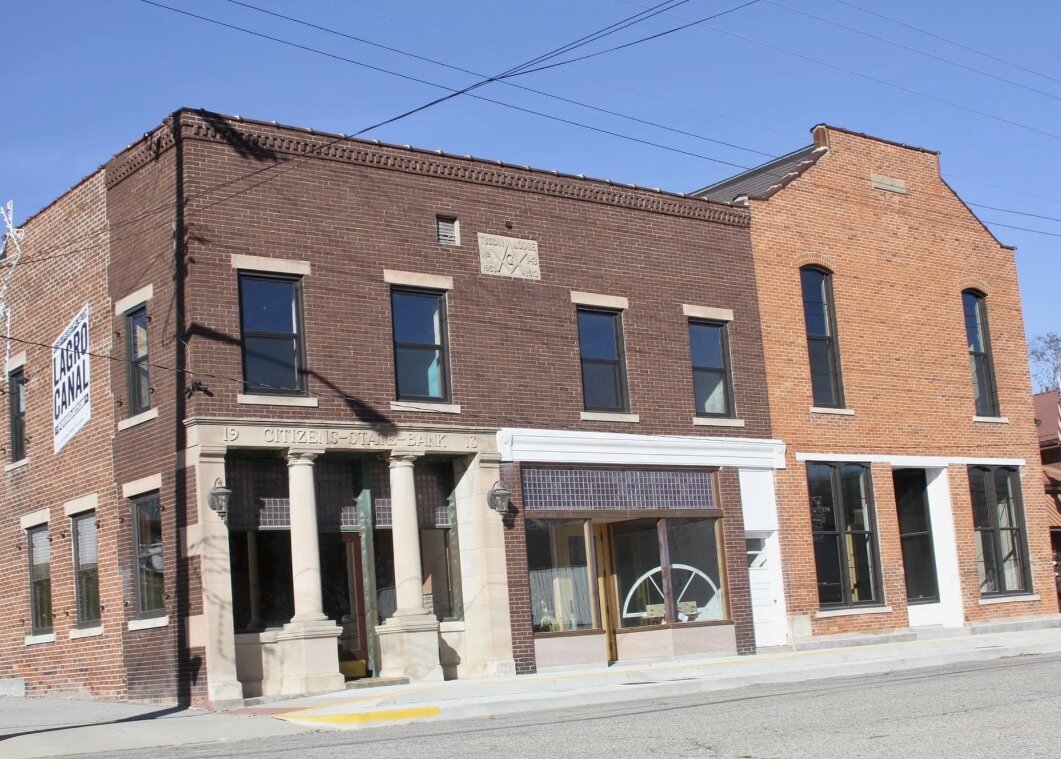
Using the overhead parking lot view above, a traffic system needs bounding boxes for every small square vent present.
[436,215,459,246]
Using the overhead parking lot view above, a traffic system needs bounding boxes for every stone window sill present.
[24,633,55,646]
[440,620,466,633]
[237,394,319,408]
[390,401,462,414]
[978,593,1039,606]
[972,416,1009,424]
[581,411,640,423]
[69,625,104,639]
[815,605,892,618]
[693,417,745,427]
[128,615,169,631]
[5,458,29,473]
[118,407,159,431]
[810,407,855,416]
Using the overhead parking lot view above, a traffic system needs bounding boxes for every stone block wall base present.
[376,614,445,682]
[207,679,246,704]
[276,620,345,695]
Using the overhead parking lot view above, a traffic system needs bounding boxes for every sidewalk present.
[0,697,307,759]
[3,622,1060,758]
[259,622,1061,730]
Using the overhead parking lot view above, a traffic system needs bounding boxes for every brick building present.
[1032,390,1061,597]
[695,125,1060,640]
[0,109,787,705]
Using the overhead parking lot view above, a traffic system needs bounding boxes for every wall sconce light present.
[487,481,512,514]
[208,478,232,524]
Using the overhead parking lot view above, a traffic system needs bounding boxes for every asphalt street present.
[37,652,1061,759]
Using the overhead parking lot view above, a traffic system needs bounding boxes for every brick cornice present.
[158,111,748,227]
[106,123,177,189]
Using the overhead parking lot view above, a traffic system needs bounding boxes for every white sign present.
[52,305,91,453]
[477,233,541,280]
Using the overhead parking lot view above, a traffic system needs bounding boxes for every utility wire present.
[220,0,774,158]
[10,0,1061,267]
[766,0,1061,104]
[511,0,765,76]
[832,0,1061,88]
[622,0,1061,142]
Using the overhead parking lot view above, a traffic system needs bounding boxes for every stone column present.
[375,451,443,681]
[450,452,517,677]
[194,445,245,705]
[276,448,344,695]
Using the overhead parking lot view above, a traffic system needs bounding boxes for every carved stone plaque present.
[477,233,541,280]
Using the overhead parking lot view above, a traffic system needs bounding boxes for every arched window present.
[800,266,844,408]
[962,290,999,417]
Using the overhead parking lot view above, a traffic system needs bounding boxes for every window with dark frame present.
[238,273,306,394]
[969,465,1030,596]
[8,367,26,462]
[132,494,164,615]
[808,462,882,607]
[125,306,151,416]
[800,267,844,408]
[893,469,940,604]
[688,320,734,417]
[577,308,628,412]
[391,289,450,402]
[72,512,101,625]
[962,290,1000,417]
[27,525,52,635]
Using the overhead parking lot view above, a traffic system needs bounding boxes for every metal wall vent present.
[436,215,459,245]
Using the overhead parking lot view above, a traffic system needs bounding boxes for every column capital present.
[199,444,228,463]
[389,450,424,467]
[287,448,325,465]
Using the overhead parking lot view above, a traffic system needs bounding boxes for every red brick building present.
[695,125,1059,640]
[0,109,787,705]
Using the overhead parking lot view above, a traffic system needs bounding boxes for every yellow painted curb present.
[278,705,442,726]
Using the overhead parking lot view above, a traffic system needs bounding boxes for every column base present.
[276,619,344,696]
[207,679,246,705]
[376,613,444,682]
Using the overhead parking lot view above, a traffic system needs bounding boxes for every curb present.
[274,634,1061,730]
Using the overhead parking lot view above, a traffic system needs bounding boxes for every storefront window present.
[608,517,726,629]
[526,519,594,632]
[666,518,725,622]
[613,520,664,628]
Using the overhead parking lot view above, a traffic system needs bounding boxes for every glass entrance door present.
[894,468,940,603]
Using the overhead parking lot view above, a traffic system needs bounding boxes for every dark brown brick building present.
[0,109,786,705]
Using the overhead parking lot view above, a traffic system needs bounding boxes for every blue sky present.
[4,0,1060,344]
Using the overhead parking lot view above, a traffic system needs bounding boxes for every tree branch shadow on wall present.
[199,111,278,162]
[185,323,397,434]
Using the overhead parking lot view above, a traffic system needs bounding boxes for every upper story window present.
[133,493,165,615]
[968,465,1029,596]
[238,273,306,395]
[72,511,100,626]
[962,290,999,417]
[689,320,734,417]
[807,462,881,607]
[577,308,628,412]
[125,306,151,415]
[27,525,51,635]
[8,367,26,462]
[391,289,450,402]
[800,267,844,408]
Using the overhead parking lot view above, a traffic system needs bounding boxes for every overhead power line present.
[766,0,1061,104]
[220,0,774,158]
[621,0,1061,143]
[9,0,1061,270]
[832,0,1061,88]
